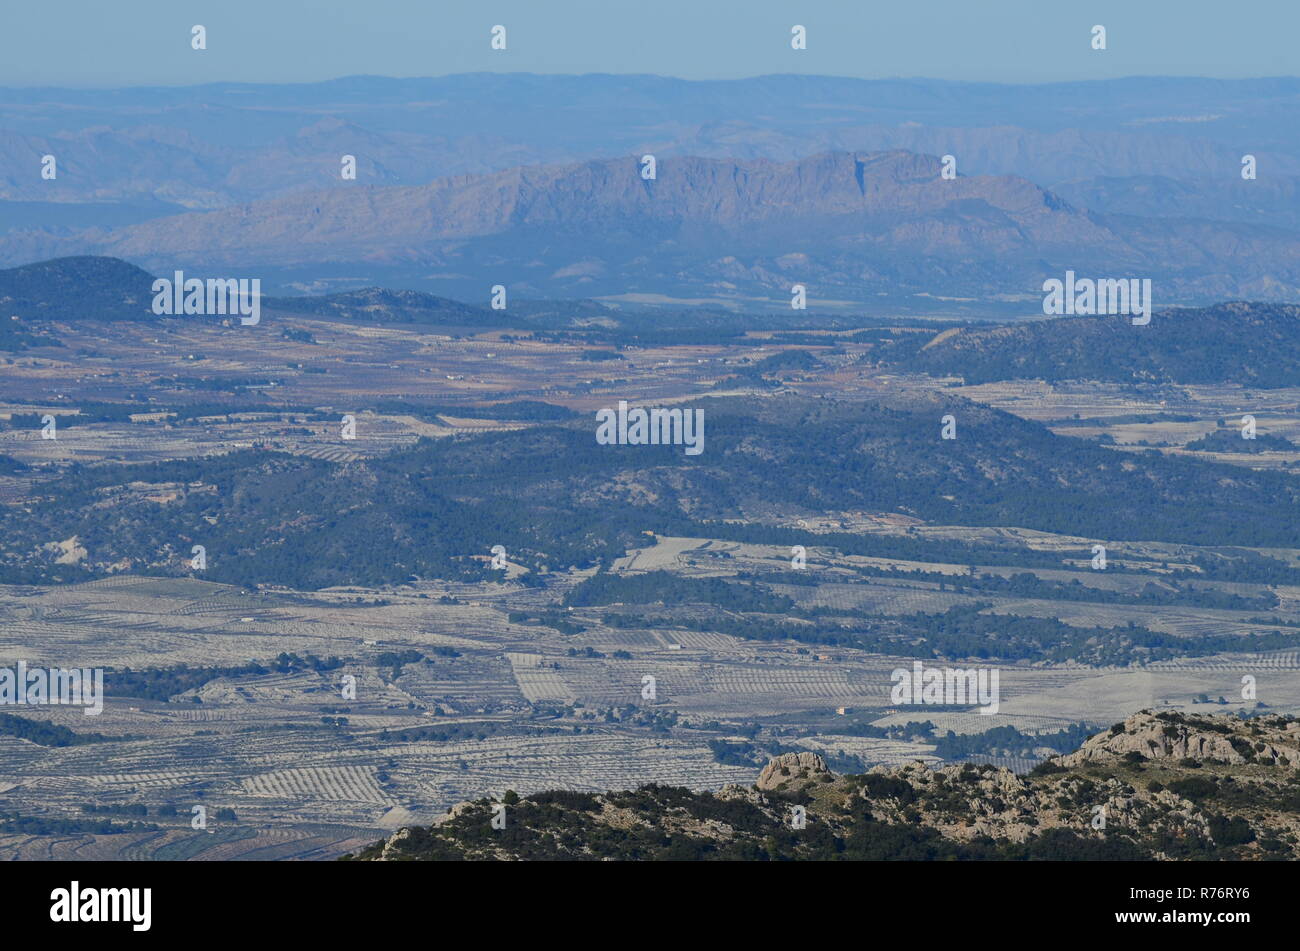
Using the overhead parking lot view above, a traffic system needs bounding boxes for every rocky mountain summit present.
[348,711,1300,861]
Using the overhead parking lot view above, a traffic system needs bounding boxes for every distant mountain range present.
[2,74,1299,308]
[3,73,1298,211]
[5,150,1299,308]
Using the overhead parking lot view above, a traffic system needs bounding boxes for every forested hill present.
[0,256,158,322]
[0,255,512,328]
[260,286,516,328]
[3,392,1300,589]
[891,301,1300,386]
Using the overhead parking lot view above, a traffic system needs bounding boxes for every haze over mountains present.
[4,74,1298,205]
[6,150,1300,309]
[2,74,1299,309]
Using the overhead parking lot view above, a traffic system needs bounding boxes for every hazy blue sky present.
[1,0,1294,86]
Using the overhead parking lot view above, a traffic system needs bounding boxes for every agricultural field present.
[2,305,1299,859]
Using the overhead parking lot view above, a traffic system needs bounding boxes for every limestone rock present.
[756,751,832,791]
[377,826,412,861]
[1060,711,1300,767]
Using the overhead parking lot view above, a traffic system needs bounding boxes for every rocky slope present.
[348,712,1300,861]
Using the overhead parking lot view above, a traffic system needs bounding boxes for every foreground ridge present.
[346,713,1300,861]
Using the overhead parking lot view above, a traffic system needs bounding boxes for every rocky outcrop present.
[376,826,412,861]
[756,751,832,791]
[1061,711,1300,767]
